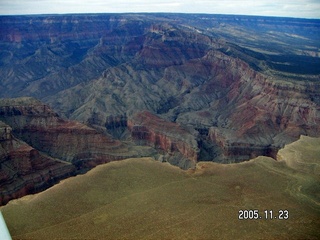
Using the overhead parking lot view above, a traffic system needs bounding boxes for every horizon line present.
[0,12,319,20]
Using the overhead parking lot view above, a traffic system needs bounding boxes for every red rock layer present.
[0,98,140,205]
[0,98,127,169]
[0,121,75,205]
[203,51,320,161]
[128,111,199,163]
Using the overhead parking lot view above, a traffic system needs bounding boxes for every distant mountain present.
[0,13,319,167]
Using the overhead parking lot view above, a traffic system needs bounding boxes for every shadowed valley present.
[0,13,319,239]
[1,14,319,168]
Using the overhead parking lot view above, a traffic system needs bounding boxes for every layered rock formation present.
[128,111,199,168]
[0,14,319,167]
[0,120,75,205]
[0,97,154,205]
[203,53,320,162]
[0,98,137,168]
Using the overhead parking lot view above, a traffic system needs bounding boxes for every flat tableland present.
[1,136,320,239]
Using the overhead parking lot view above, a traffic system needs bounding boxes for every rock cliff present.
[0,14,319,166]
[0,97,136,168]
[203,53,320,162]
[128,111,199,168]
[0,97,154,205]
[0,120,75,205]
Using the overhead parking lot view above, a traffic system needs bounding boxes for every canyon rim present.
[0,13,320,239]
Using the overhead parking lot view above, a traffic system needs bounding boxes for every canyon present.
[1,136,319,239]
[0,97,154,205]
[0,13,319,204]
[0,119,76,205]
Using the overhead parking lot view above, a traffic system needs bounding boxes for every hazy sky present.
[1,0,319,19]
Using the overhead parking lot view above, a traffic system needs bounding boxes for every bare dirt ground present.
[1,136,320,239]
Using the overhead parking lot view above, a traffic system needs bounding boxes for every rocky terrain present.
[0,118,75,205]
[128,111,199,168]
[1,136,319,239]
[0,13,320,203]
[0,97,154,205]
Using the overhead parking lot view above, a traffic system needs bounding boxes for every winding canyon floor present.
[1,136,320,240]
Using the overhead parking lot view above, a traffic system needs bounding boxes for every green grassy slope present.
[1,137,320,239]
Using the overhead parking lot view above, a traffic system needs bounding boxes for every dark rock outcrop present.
[128,111,199,169]
[0,120,75,205]
[0,98,132,168]
[0,14,319,166]
[0,97,154,205]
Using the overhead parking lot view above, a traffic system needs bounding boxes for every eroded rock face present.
[0,120,75,205]
[0,97,154,205]
[0,14,319,166]
[202,55,320,162]
[0,97,130,168]
[124,49,320,163]
[128,111,199,168]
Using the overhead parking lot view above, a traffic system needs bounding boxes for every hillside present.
[1,14,319,168]
[1,136,319,239]
[0,97,156,205]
